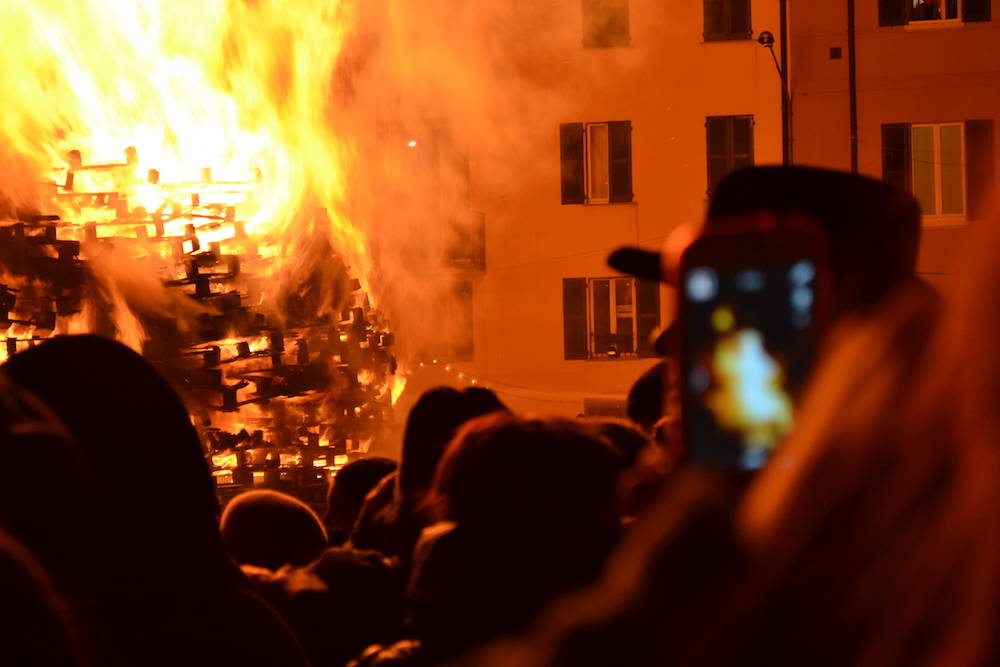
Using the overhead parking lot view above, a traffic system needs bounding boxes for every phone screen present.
[681,257,818,469]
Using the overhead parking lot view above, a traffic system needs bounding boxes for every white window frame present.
[906,0,962,25]
[911,122,967,226]
[587,277,639,359]
[584,122,611,205]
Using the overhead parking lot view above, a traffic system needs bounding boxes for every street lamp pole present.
[758,17,792,166]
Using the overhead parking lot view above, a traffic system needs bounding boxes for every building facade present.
[443,0,786,416]
[788,0,998,293]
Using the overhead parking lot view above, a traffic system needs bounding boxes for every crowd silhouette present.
[1,165,997,665]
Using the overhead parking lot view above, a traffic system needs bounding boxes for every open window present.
[563,277,660,360]
[881,120,995,224]
[879,0,990,25]
[560,122,633,205]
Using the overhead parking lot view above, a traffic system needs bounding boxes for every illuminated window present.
[704,0,751,41]
[582,0,629,48]
[559,121,633,205]
[562,277,660,360]
[911,123,965,219]
[910,0,960,21]
[706,115,754,197]
[879,0,989,24]
[882,120,995,225]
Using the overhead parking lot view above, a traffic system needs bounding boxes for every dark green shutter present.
[706,116,753,196]
[563,278,589,360]
[964,0,991,21]
[636,279,660,358]
[452,280,474,362]
[704,0,725,40]
[707,117,728,196]
[560,123,586,205]
[732,116,754,171]
[730,0,752,37]
[965,120,995,221]
[881,123,912,193]
[608,121,633,203]
[879,0,909,25]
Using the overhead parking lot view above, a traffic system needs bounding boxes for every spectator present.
[222,490,328,570]
[0,529,91,667]
[409,413,622,662]
[3,336,309,667]
[351,386,506,567]
[584,418,649,469]
[246,547,405,667]
[325,457,397,546]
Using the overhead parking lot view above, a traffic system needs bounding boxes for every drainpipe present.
[779,0,791,165]
[848,0,859,173]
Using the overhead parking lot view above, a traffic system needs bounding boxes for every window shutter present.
[704,0,725,40]
[635,278,660,358]
[583,0,631,48]
[730,0,752,38]
[965,119,995,221]
[706,116,729,196]
[451,280,474,362]
[881,123,912,193]
[732,116,754,171]
[562,278,589,360]
[560,123,586,205]
[878,0,909,26]
[608,121,633,203]
[964,0,991,22]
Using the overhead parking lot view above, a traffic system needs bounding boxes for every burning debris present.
[0,146,400,505]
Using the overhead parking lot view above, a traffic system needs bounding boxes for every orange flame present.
[0,0,372,317]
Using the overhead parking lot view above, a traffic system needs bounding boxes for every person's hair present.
[397,386,507,504]
[221,490,328,570]
[327,457,397,509]
[2,335,230,591]
[426,413,622,530]
[584,418,650,468]
[626,362,666,432]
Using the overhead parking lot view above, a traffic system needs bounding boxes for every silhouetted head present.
[428,413,622,533]
[398,386,507,504]
[221,490,327,570]
[627,362,667,432]
[585,418,650,468]
[0,371,97,598]
[324,457,397,544]
[2,335,228,591]
[709,166,922,315]
[0,530,89,667]
[609,166,923,319]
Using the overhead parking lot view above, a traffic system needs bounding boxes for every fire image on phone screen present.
[682,259,817,469]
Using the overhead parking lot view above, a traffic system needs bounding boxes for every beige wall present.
[789,0,1000,292]
[449,0,784,416]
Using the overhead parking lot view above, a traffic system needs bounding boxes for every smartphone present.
[673,214,830,470]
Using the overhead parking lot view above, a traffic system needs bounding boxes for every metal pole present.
[779,0,791,165]
[848,0,859,173]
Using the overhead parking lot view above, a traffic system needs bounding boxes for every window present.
[912,124,965,219]
[704,0,752,41]
[560,121,633,205]
[562,277,660,360]
[582,0,630,48]
[426,279,474,362]
[879,0,990,25]
[706,115,754,196]
[881,120,995,223]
